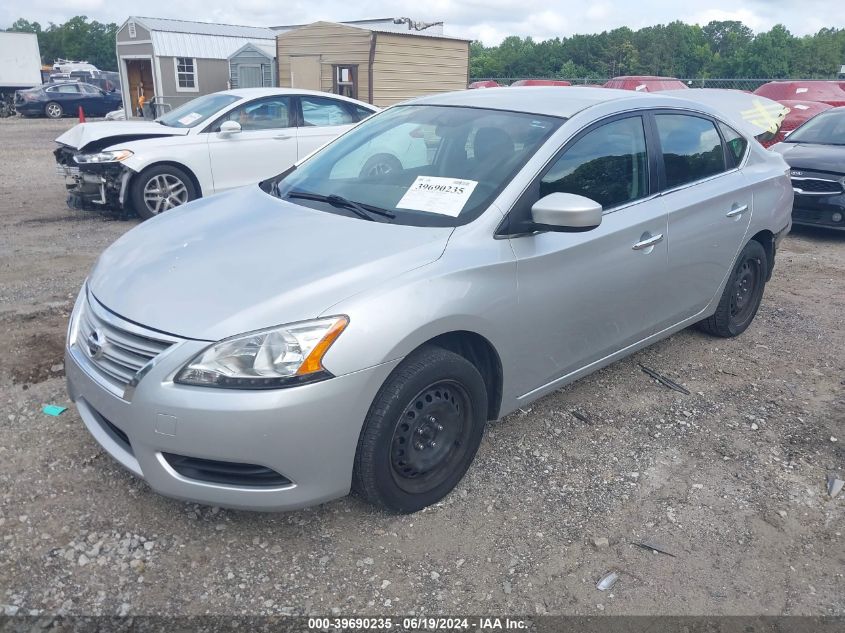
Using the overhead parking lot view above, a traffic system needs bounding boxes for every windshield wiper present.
[286,190,396,221]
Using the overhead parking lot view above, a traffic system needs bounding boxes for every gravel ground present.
[0,116,843,618]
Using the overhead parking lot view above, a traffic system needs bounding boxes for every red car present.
[762,100,833,147]
[754,81,845,108]
[467,80,501,89]
[603,76,688,92]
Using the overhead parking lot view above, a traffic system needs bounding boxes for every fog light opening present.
[832,212,843,223]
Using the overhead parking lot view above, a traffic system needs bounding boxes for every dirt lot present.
[0,116,842,618]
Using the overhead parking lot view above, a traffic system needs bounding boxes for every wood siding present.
[276,23,371,100]
[372,34,469,106]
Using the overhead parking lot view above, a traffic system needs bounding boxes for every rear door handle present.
[274,134,293,140]
[726,204,748,218]
[632,233,664,250]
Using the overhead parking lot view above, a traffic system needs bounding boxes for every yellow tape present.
[740,99,789,134]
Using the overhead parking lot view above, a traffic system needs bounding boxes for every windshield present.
[786,109,845,145]
[158,93,241,128]
[272,105,561,226]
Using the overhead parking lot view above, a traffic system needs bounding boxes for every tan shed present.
[276,21,470,107]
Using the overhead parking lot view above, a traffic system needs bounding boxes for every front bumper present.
[65,299,399,511]
[54,146,132,211]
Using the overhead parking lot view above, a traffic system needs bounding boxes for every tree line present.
[470,21,845,80]
[4,16,119,71]
[3,16,844,80]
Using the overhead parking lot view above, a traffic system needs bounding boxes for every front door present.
[653,113,753,321]
[290,56,321,91]
[239,65,262,88]
[508,115,670,397]
[206,95,298,193]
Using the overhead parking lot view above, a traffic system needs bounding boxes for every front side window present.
[272,105,561,227]
[656,114,726,189]
[215,96,293,131]
[158,93,241,128]
[175,57,196,91]
[300,96,356,127]
[540,116,649,210]
[80,83,100,94]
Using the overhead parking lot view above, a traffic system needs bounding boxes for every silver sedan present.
[66,87,792,513]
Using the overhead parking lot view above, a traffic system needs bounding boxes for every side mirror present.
[219,120,242,136]
[531,192,602,232]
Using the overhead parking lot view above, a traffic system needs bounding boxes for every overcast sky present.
[1,0,839,44]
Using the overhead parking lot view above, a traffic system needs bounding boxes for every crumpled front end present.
[54,144,132,211]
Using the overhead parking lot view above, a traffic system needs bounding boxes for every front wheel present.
[698,240,767,337]
[352,346,488,513]
[130,165,198,220]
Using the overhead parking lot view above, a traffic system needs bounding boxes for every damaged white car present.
[54,88,377,219]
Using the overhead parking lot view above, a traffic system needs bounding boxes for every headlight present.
[174,316,348,389]
[73,149,134,164]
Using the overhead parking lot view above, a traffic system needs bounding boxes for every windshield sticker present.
[177,112,202,125]
[396,176,478,217]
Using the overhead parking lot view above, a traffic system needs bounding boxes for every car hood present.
[55,121,189,150]
[88,186,453,341]
[770,142,845,173]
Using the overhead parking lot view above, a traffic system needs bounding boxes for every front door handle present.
[632,233,664,250]
[726,204,748,218]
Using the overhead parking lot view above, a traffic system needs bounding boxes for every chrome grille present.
[791,177,843,195]
[74,294,176,396]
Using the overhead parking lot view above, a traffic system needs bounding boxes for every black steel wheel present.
[353,346,487,513]
[698,239,767,337]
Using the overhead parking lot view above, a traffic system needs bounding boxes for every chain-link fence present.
[469,77,842,91]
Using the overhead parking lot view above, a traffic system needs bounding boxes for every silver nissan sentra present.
[66,87,792,513]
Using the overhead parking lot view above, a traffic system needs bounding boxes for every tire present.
[359,153,403,178]
[352,346,488,513]
[45,102,63,119]
[130,164,198,220]
[698,240,767,337]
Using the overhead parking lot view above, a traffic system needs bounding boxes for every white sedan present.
[54,88,379,219]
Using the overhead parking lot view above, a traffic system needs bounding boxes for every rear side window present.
[719,122,748,167]
[656,114,726,189]
[540,116,649,210]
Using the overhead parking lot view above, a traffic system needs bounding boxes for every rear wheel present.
[45,102,63,119]
[698,240,767,337]
[352,346,487,513]
[130,165,197,220]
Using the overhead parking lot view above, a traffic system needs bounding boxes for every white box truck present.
[0,32,42,116]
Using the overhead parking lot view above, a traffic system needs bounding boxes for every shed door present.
[290,56,321,91]
[239,65,263,88]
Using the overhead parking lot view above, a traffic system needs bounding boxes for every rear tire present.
[45,102,63,119]
[352,346,488,513]
[130,165,198,220]
[698,240,767,337]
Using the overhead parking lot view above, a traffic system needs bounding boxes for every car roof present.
[405,86,713,119]
[219,87,376,108]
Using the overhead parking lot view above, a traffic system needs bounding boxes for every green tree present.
[4,15,118,70]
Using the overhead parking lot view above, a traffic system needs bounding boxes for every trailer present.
[0,32,43,116]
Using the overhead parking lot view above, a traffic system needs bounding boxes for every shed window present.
[333,65,357,99]
[175,57,197,91]
[128,22,136,38]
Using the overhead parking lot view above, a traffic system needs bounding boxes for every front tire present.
[698,240,767,337]
[352,346,488,513]
[130,165,198,220]
[45,102,63,119]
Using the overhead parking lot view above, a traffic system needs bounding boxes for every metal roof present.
[131,16,279,39]
[150,31,276,59]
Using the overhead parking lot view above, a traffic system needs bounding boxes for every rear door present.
[652,112,753,322]
[206,95,297,192]
[507,114,671,396]
[295,95,361,159]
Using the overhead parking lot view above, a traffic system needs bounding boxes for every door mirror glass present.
[219,120,242,136]
[531,192,602,231]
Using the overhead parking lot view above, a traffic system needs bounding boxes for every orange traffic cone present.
[78,106,86,123]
